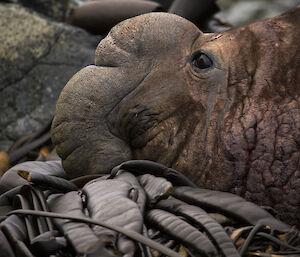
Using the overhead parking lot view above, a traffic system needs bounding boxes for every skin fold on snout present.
[52,7,300,227]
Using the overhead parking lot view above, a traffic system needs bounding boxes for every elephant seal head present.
[52,7,300,226]
[52,13,201,176]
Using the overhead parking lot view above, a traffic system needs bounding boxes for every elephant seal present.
[52,6,300,226]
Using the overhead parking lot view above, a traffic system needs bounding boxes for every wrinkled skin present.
[52,6,300,226]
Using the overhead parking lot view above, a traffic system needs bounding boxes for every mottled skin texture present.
[52,7,300,226]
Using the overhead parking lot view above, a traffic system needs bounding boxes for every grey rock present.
[216,0,300,26]
[1,0,74,21]
[0,4,100,150]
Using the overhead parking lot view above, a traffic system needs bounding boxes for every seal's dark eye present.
[191,52,213,72]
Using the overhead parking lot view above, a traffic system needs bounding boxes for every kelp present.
[0,160,298,257]
[172,187,290,232]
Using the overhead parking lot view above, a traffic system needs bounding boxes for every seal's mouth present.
[51,12,207,177]
[106,66,194,151]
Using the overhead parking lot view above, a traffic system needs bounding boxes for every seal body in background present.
[70,0,163,35]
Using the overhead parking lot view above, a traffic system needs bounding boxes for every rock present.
[216,0,300,26]
[1,0,74,21]
[0,3,100,151]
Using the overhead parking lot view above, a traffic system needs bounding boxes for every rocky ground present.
[0,1,101,151]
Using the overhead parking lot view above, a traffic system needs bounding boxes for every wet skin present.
[52,6,300,226]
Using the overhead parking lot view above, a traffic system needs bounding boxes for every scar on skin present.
[210,34,223,42]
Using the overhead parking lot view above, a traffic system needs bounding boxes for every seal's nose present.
[94,16,144,67]
[95,34,133,67]
[94,12,201,68]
